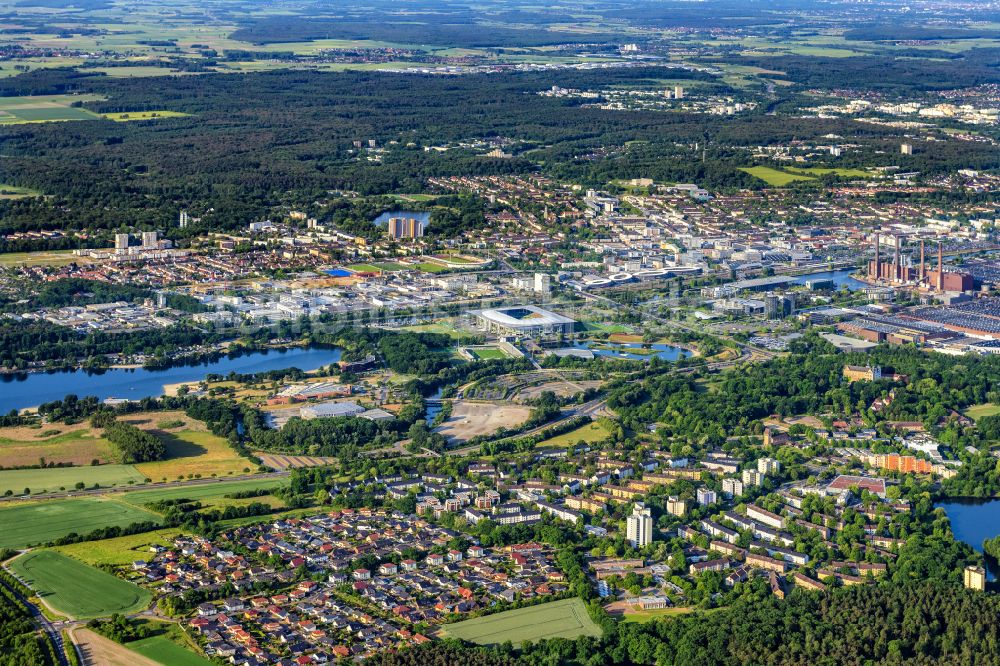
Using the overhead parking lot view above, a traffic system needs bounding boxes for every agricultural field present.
[0,94,103,124]
[434,401,531,442]
[739,166,817,186]
[965,403,1000,422]
[119,411,254,480]
[442,597,602,646]
[537,421,612,448]
[101,110,192,121]
[70,628,160,666]
[0,498,161,549]
[0,464,146,496]
[9,550,151,619]
[119,477,285,509]
[255,451,338,471]
[0,423,114,468]
[53,528,185,567]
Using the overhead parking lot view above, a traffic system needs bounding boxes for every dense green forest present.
[609,337,1000,445]
[0,318,218,370]
[1,66,995,243]
[511,583,1000,666]
[100,419,166,463]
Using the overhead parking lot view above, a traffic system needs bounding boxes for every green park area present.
[740,166,817,186]
[442,597,602,646]
[0,498,161,549]
[9,550,151,619]
[741,165,872,186]
[538,421,612,448]
[965,403,1000,422]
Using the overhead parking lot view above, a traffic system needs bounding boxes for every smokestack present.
[893,235,900,282]
[873,233,880,280]
[919,239,925,283]
[937,241,944,291]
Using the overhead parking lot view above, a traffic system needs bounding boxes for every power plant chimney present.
[919,239,925,283]
[893,235,900,282]
[937,241,944,291]
[873,233,880,281]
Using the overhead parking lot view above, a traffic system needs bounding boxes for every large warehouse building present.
[472,305,577,336]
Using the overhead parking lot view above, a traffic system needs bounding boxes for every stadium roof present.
[474,305,576,327]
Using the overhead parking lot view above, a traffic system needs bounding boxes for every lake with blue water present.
[792,269,866,291]
[937,498,1000,581]
[570,341,691,362]
[0,346,343,413]
[372,210,431,227]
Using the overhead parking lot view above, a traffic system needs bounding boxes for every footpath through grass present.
[0,498,160,549]
[442,597,602,646]
[10,550,151,619]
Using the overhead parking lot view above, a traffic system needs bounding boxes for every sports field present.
[347,263,397,273]
[10,550,151,619]
[442,597,602,646]
[0,498,161,549]
[414,262,449,273]
[469,347,508,360]
[0,464,146,496]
